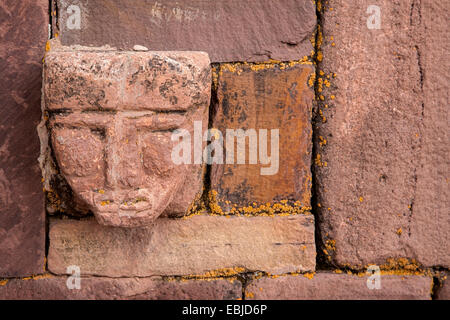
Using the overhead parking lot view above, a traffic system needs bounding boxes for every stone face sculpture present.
[43,45,210,227]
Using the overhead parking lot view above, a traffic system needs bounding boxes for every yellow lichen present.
[303,272,315,280]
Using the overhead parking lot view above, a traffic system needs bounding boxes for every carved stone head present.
[43,46,210,227]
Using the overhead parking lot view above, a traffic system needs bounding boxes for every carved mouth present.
[118,199,151,211]
[93,192,152,213]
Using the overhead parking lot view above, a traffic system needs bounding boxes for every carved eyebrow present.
[50,111,186,131]
[134,113,186,131]
[51,113,114,127]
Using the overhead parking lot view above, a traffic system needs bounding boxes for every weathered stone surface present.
[48,215,315,277]
[315,0,449,267]
[55,0,316,63]
[211,63,314,212]
[43,44,210,227]
[436,275,450,300]
[408,1,450,268]
[0,0,47,276]
[246,273,432,300]
[0,276,241,300]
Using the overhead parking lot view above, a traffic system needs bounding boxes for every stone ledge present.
[246,273,432,300]
[48,215,315,277]
[0,276,241,300]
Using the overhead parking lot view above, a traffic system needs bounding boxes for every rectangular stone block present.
[44,46,211,112]
[315,0,449,268]
[55,0,316,63]
[246,273,432,300]
[211,63,314,213]
[436,274,450,300]
[48,215,315,277]
[42,43,211,227]
[0,0,47,276]
[408,0,450,268]
[0,276,241,300]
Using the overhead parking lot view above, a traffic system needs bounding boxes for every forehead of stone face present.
[44,50,211,112]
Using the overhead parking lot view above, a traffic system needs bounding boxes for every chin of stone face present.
[41,39,211,228]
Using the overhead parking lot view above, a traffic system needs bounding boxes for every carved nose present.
[105,125,144,189]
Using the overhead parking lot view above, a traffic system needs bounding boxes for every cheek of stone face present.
[141,132,177,178]
[52,127,105,192]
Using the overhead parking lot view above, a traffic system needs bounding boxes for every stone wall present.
[0,0,448,300]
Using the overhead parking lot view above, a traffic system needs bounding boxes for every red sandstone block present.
[56,0,316,63]
[0,0,47,277]
[210,63,314,213]
[315,0,449,268]
[0,276,241,300]
[48,215,315,277]
[246,273,432,300]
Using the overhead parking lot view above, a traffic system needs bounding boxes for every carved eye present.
[52,127,104,177]
[141,131,175,177]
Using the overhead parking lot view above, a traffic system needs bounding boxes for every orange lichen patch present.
[230,201,312,217]
[325,239,336,252]
[308,73,316,87]
[379,258,423,273]
[45,41,51,52]
[207,190,225,216]
[187,190,313,218]
[217,58,313,79]
[303,272,315,280]
[0,279,8,286]
[337,258,428,277]
[198,267,246,278]
[22,274,53,281]
[334,269,343,274]
[316,0,322,12]
[166,267,245,282]
[315,154,327,167]
[185,191,207,217]
[211,65,219,89]
[45,189,65,213]
[396,228,403,236]
[359,197,364,203]
[319,109,327,123]
[245,291,255,299]
[316,51,323,62]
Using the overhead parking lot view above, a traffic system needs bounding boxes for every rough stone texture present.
[246,273,432,300]
[315,0,449,268]
[410,1,450,268]
[211,64,314,212]
[436,275,450,300]
[43,43,210,227]
[48,215,315,277]
[55,0,316,63]
[0,276,241,300]
[0,0,47,276]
